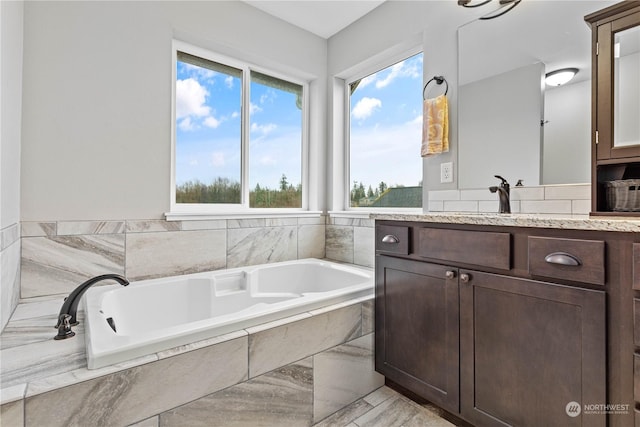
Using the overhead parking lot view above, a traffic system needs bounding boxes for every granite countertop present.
[370,212,640,233]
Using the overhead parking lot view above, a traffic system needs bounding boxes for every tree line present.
[176,174,302,208]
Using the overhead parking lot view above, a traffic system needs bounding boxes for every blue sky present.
[175,51,423,193]
[350,52,424,190]
[175,61,301,190]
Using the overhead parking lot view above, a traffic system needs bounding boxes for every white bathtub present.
[84,259,373,369]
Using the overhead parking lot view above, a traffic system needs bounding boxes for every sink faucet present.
[54,274,129,340]
[489,175,511,214]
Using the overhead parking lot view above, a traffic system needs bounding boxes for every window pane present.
[349,52,423,208]
[249,71,303,208]
[175,53,242,204]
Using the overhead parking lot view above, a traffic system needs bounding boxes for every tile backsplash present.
[20,217,326,299]
[428,183,591,216]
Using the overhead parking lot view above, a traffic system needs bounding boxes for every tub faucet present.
[54,274,129,340]
[489,175,511,214]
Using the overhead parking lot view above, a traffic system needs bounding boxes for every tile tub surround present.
[1,222,21,331]
[326,217,375,268]
[19,216,327,299]
[0,292,380,427]
[428,183,592,215]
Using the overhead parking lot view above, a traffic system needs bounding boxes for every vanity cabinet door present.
[459,270,606,427]
[375,255,460,413]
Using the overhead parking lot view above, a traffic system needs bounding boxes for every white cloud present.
[258,155,277,165]
[176,78,210,119]
[203,116,221,129]
[375,60,421,89]
[250,102,263,114]
[178,117,195,132]
[225,76,234,89]
[251,122,277,135]
[351,97,382,120]
[210,152,225,167]
[356,74,376,89]
[231,111,240,119]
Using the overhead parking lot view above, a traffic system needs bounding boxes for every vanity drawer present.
[376,225,409,255]
[416,228,511,270]
[528,236,605,285]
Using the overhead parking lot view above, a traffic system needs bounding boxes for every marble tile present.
[24,336,248,427]
[126,220,182,233]
[21,221,56,237]
[313,334,384,422]
[1,223,19,250]
[363,386,397,407]
[354,226,374,267]
[126,230,226,280]
[330,217,374,227]
[159,358,313,427]
[325,225,353,264]
[1,311,61,350]
[156,330,247,359]
[313,398,373,427]
[298,224,325,259]
[56,221,125,236]
[9,295,64,322]
[1,240,21,331]
[362,299,374,335]
[0,397,23,427]
[1,328,87,388]
[0,383,26,406]
[227,218,266,229]
[267,217,298,227]
[227,226,297,268]
[298,216,326,226]
[248,304,361,378]
[21,235,125,298]
[353,394,448,427]
[180,219,226,231]
[129,416,159,427]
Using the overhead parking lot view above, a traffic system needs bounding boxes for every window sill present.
[328,208,424,219]
[165,210,323,222]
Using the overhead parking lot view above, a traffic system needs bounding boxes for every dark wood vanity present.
[374,219,639,426]
[586,2,640,216]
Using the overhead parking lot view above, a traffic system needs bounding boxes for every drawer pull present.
[544,252,582,266]
[382,234,400,244]
[460,273,471,283]
[445,270,456,279]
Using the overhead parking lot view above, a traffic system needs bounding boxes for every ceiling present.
[243,0,386,39]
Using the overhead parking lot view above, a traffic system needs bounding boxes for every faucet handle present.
[54,314,76,340]
[494,175,509,186]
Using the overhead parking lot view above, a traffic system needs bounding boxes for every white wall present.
[458,63,544,189]
[20,1,327,221]
[543,79,591,184]
[1,0,24,329]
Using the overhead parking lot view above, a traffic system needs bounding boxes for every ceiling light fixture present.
[458,0,522,20]
[545,68,579,86]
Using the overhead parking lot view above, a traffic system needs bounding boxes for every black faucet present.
[54,274,129,340]
[489,175,511,214]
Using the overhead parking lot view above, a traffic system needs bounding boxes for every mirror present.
[457,1,617,189]
[614,25,640,148]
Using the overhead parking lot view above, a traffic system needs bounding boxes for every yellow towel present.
[421,94,449,157]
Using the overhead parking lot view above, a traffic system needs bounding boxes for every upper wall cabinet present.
[586,2,640,215]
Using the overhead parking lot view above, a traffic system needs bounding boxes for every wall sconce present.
[545,68,579,86]
[458,0,521,20]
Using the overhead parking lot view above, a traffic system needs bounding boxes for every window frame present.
[341,44,425,212]
[168,40,310,218]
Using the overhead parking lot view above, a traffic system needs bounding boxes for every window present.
[172,43,305,211]
[348,52,423,208]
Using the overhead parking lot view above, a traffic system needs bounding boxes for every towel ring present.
[423,76,448,99]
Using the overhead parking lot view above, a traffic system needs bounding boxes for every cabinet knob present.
[445,270,456,279]
[381,234,400,244]
[460,273,471,283]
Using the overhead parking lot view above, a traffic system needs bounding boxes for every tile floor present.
[313,386,465,427]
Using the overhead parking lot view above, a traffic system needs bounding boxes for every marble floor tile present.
[160,357,313,427]
[313,398,374,427]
